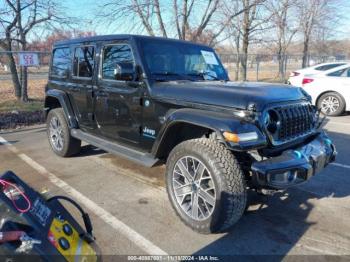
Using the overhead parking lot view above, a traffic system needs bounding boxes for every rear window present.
[51,48,71,77]
[73,46,95,78]
[315,63,345,71]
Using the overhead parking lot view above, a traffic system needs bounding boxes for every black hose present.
[47,195,93,239]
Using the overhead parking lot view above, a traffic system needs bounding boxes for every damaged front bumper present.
[251,132,337,189]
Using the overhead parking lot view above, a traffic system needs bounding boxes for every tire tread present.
[47,108,81,157]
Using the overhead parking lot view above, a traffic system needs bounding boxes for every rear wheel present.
[317,92,345,116]
[166,138,247,234]
[47,108,81,157]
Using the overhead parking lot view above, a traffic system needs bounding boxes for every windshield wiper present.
[151,71,192,81]
[186,71,220,81]
[151,71,181,76]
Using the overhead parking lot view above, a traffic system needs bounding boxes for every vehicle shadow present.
[193,130,350,258]
[73,145,106,158]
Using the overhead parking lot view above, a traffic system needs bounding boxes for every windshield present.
[139,38,228,81]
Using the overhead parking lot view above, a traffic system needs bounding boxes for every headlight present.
[264,109,280,135]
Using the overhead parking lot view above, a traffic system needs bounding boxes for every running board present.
[71,129,159,167]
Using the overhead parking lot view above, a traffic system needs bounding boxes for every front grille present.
[272,103,315,143]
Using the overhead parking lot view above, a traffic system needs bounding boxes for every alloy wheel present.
[321,96,340,115]
[172,156,216,221]
[49,116,64,151]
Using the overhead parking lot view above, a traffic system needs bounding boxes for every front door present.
[94,42,142,145]
[69,45,96,129]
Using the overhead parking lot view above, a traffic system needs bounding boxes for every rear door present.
[322,67,350,104]
[340,68,350,103]
[49,46,71,98]
[69,45,96,130]
[94,42,143,145]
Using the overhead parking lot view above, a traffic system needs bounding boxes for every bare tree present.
[227,20,242,80]
[154,0,167,37]
[98,0,263,46]
[296,0,341,68]
[173,0,194,40]
[239,0,258,80]
[189,0,220,42]
[0,0,69,101]
[266,0,298,81]
[222,0,243,80]
[214,0,269,81]
[0,1,21,99]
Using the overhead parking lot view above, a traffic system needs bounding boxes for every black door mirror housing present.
[114,62,135,81]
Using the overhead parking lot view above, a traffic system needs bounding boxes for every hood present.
[150,81,309,111]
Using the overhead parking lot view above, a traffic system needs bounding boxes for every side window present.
[51,48,71,77]
[73,46,95,78]
[102,44,134,80]
[328,68,348,77]
[315,63,345,71]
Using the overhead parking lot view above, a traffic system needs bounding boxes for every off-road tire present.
[317,92,345,116]
[166,138,247,234]
[46,108,81,157]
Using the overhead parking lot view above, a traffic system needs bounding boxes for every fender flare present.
[44,89,78,128]
[152,108,267,156]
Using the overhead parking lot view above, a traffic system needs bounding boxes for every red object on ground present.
[0,231,25,243]
[0,179,31,213]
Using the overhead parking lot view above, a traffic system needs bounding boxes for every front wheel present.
[46,108,81,157]
[166,138,247,234]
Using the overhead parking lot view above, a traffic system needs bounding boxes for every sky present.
[61,0,129,35]
[61,0,350,40]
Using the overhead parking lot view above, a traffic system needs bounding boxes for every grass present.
[0,78,46,113]
[1,79,47,101]
[0,99,43,112]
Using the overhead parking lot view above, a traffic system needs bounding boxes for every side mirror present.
[114,62,135,81]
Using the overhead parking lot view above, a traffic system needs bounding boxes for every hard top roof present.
[54,34,209,47]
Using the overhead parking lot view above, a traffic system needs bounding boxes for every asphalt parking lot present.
[1,115,350,259]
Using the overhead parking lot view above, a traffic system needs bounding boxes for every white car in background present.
[288,61,348,87]
[301,63,350,116]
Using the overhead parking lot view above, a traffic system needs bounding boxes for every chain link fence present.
[218,53,349,82]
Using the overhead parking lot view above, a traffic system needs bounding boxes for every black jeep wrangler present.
[45,35,336,234]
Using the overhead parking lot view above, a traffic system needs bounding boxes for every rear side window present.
[102,44,134,80]
[327,68,348,77]
[315,63,345,71]
[51,48,71,77]
[73,46,95,78]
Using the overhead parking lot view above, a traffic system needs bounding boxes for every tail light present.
[290,71,300,77]
[302,78,314,85]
